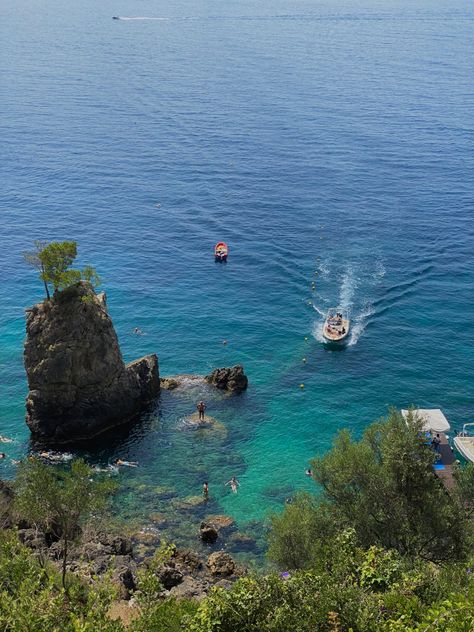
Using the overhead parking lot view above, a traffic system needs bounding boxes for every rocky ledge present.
[24,282,160,444]
[205,365,248,394]
[161,365,248,396]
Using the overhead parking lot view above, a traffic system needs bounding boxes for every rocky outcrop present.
[205,365,248,394]
[24,282,160,444]
[169,576,208,601]
[205,515,235,531]
[199,521,219,543]
[207,552,235,577]
[7,509,242,602]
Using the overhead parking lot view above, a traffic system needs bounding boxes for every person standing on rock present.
[203,481,209,500]
[197,400,206,422]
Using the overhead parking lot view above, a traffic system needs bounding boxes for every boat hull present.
[214,241,228,262]
[453,436,474,464]
[322,319,350,343]
[322,332,349,343]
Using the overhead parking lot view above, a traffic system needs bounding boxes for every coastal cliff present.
[24,282,160,444]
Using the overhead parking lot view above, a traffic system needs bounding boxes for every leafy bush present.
[0,531,124,631]
[270,411,474,568]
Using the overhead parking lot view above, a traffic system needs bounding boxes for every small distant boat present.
[454,424,474,463]
[322,308,350,342]
[214,242,228,262]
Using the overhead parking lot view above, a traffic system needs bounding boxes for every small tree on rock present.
[23,240,100,298]
[14,458,116,592]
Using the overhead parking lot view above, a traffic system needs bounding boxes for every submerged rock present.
[24,282,160,444]
[180,413,228,437]
[205,515,235,531]
[199,521,219,543]
[227,532,258,553]
[205,365,248,394]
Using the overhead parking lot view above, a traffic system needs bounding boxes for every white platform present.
[401,408,451,433]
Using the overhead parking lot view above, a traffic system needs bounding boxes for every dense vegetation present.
[1,411,474,630]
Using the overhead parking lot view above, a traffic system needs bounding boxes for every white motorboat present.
[453,423,474,463]
[322,308,350,342]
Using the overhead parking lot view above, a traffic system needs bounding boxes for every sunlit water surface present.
[1,0,473,562]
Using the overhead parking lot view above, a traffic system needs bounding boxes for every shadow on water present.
[322,341,347,352]
[28,404,160,456]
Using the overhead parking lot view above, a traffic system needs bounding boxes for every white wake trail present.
[310,260,383,346]
[347,302,374,346]
[113,16,170,21]
[338,265,357,312]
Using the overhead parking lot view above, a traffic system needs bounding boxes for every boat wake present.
[311,260,382,347]
[113,16,170,21]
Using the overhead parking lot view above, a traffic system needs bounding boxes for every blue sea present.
[1,0,473,560]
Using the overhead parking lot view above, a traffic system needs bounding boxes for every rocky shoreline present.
[1,479,245,605]
[16,281,255,603]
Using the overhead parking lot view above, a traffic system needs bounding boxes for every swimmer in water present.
[0,436,13,443]
[225,476,240,493]
[0,453,6,460]
[203,481,209,500]
[133,327,143,335]
[114,458,139,468]
[305,468,313,477]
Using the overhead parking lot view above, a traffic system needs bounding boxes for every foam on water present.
[338,266,357,313]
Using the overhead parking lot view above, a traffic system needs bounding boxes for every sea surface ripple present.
[1,0,473,560]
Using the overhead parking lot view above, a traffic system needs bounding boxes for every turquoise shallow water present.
[1,0,473,559]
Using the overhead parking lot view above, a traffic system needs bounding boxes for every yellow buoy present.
[299,383,305,389]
